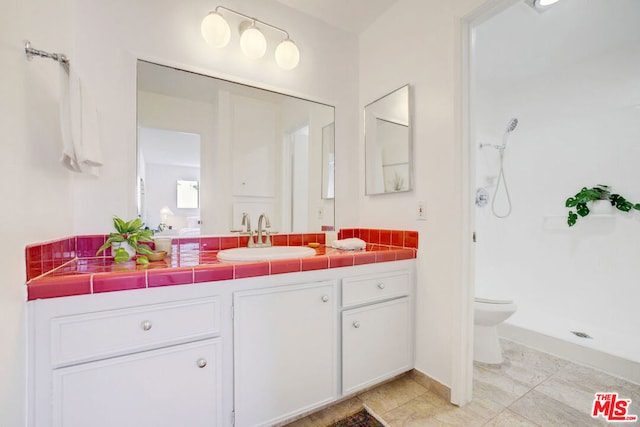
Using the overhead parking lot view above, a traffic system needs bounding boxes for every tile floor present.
[285,339,640,426]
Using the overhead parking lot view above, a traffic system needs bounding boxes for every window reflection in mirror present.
[177,180,199,209]
[137,127,200,232]
[364,85,412,195]
[136,60,335,235]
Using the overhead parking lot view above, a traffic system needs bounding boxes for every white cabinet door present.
[52,339,222,427]
[234,281,338,427]
[342,297,412,394]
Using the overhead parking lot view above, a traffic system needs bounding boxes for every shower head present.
[500,118,518,149]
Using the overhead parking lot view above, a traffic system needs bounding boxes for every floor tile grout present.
[286,339,636,426]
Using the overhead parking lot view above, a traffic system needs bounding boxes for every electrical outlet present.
[416,201,427,221]
[317,207,324,220]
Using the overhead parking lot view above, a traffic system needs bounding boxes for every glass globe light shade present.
[240,25,267,59]
[201,12,231,48]
[275,39,300,70]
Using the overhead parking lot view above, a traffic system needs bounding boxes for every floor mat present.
[327,408,385,427]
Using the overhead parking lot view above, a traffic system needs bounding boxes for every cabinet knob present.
[141,320,152,331]
[377,283,386,290]
[321,295,329,302]
[197,358,207,368]
[353,321,361,329]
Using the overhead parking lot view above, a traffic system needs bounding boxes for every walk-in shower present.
[472,0,640,383]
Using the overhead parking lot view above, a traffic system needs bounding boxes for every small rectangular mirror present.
[364,85,412,195]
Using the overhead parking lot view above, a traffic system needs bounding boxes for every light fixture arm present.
[214,5,291,39]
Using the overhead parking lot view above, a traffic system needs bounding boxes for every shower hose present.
[491,148,512,218]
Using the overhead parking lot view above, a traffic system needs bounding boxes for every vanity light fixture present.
[527,0,561,11]
[201,6,300,70]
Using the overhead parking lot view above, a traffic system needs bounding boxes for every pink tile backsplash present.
[339,228,419,249]
[25,229,418,300]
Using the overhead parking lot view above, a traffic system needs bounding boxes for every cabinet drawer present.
[342,271,409,307]
[51,297,220,367]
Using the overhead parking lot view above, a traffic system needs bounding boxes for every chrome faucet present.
[241,212,256,248]
[255,213,272,247]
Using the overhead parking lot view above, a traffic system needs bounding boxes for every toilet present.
[473,295,517,364]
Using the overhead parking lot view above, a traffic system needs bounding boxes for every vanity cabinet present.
[233,281,338,427]
[341,271,413,394]
[30,296,223,427]
[29,260,415,427]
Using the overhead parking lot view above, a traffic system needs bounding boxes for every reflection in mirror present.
[322,123,335,199]
[137,60,335,235]
[364,85,412,195]
[177,180,199,209]
[137,127,201,233]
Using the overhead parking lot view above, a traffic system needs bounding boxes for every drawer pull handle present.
[321,295,329,303]
[197,358,207,368]
[378,283,386,290]
[353,321,361,329]
[141,320,153,331]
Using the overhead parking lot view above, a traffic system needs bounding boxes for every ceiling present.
[273,0,399,34]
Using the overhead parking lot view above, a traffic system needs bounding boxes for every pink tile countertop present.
[25,228,418,301]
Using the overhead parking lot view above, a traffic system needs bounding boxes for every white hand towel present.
[60,64,103,175]
[330,238,367,250]
[59,65,81,172]
[76,72,103,169]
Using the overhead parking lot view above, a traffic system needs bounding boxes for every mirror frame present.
[364,84,412,195]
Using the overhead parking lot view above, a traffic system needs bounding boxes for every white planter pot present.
[590,199,614,215]
[112,241,136,261]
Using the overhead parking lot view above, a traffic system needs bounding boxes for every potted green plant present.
[96,216,154,264]
[565,184,640,226]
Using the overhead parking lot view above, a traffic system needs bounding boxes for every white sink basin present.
[217,246,317,262]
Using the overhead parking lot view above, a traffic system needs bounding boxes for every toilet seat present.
[475,296,513,304]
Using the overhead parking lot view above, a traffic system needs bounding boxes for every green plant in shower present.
[96,216,154,264]
[565,184,640,226]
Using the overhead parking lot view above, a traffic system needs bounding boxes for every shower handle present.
[476,188,490,207]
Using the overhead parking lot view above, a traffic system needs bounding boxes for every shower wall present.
[472,0,640,361]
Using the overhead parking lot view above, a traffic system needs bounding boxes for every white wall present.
[358,0,488,394]
[1,0,75,425]
[473,1,640,346]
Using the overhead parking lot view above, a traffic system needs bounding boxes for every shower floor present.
[499,308,640,385]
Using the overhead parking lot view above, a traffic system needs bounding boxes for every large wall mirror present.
[364,85,412,195]
[136,60,335,236]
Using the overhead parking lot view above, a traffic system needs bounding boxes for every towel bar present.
[24,40,69,65]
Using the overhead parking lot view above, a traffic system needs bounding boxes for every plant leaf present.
[113,247,130,263]
[136,244,154,255]
[568,211,577,226]
[113,216,127,234]
[565,197,578,207]
[136,255,149,265]
[96,241,111,255]
[576,203,589,217]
